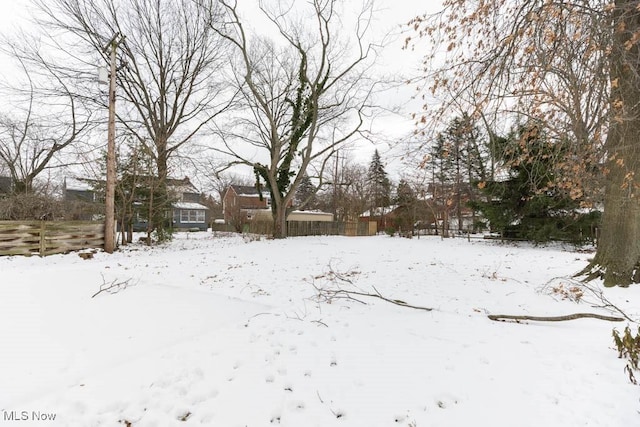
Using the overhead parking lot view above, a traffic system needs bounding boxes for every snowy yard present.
[1,232,639,426]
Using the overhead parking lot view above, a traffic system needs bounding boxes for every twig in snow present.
[309,264,433,312]
[91,274,136,298]
[539,277,636,323]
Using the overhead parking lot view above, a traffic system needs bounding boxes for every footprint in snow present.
[270,414,281,424]
[289,400,305,411]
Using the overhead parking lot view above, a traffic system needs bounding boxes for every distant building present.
[64,177,100,203]
[223,185,275,225]
[63,176,209,230]
[167,177,209,231]
[63,177,103,221]
[0,176,13,197]
[359,205,398,233]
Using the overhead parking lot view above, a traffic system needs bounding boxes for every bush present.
[384,226,396,237]
[153,221,174,243]
[613,325,640,384]
[0,193,65,220]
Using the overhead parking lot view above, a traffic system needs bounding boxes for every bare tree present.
[36,0,233,179]
[209,171,253,204]
[211,0,382,238]
[407,1,640,286]
[341,163,371,222]
[0,49,92,194]
[30,0,234,238]
[317,155,369,223]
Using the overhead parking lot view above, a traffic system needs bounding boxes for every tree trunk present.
[119,218,126,246]
[127,221,133,243]
[588,0,640,287]
[157,149,168,183]
[272,202,287,239]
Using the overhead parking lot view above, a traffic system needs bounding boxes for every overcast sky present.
[0,0,444,180]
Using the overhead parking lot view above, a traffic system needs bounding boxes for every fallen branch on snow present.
[309,262,434,312]
[312,280,433,312]
[539,276,635,323]
[91,274,136,298]
[488,313,624,323]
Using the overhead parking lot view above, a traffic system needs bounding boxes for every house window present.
[180,209,205,223]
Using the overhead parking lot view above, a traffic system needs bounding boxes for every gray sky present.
[0,0,443,180]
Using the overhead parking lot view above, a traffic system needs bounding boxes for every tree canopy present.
[408,0,640,286]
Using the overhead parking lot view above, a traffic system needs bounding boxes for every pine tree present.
[430,115,487,233]
[394,179,417,234]
[473,123,597,243]
[114,140,174,245]
[294,174,317,210]
[367,150,391,212]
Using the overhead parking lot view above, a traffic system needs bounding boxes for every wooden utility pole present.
[104,33,123,253]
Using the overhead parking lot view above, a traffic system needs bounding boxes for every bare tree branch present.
[210,0,386,238]
[91,273,136,298]
[488,313,624,322]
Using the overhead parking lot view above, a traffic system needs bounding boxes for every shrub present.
[0,193,65,220]
[613,325,640,385]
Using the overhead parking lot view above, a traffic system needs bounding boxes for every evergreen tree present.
[472,123,598,243]
[294,174,317,210]
[394,179,418,234]
[113,140,174,245]
[367,149,391,211]
[430,115,487,233]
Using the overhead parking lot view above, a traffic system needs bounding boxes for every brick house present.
[223,185,272,226]
[223,185,298,226]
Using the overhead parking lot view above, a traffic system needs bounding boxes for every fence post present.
[39,220,46,257]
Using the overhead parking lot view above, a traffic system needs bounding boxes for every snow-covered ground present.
[1,232,639,426]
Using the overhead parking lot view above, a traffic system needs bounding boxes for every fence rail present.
[0,221,104,257]
[244,220,374,237]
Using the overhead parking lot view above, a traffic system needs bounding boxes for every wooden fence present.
[246,220,373,237]
[0,221,104,257]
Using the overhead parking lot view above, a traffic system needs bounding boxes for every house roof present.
[360,205,398,218]
[290,210,332,216]
[173,202,208,210]
[230,185,270,198]
[64,177,96,192]
[167,176,199,194]
[63,175,200,192]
